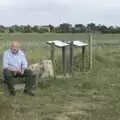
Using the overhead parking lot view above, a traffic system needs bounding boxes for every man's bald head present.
[11,41,20,47]
[11,41,21,54]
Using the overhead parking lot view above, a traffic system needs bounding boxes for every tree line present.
[0,23,120,34]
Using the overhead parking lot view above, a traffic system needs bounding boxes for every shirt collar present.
[9,49,20,55]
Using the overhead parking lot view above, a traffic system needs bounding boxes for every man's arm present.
[21,52,28,71]
[3,51,18,72]
[3,51,9,69]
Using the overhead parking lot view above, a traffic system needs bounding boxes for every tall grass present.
[0,33,120,120]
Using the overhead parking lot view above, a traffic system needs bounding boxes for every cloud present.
[0,0,13,6]
[0,0,120,26]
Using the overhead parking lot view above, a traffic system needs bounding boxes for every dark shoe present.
[10,91,16,96]
[24,89,28,93]
[24,90,35,96]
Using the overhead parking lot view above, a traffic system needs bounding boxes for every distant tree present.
[22,25,32,33]
[115,26,120,33]
[108,26,115,33]
[39,25,50,33]
[8,25,21,33]
[71,27,76,33]
[32,25,40,33]
[55,27,60,33]
[87,23,96,33]
[97,25,108,33]
[49,24,55,32]
[74,24,86,33]
[9,26,15,33]
[0,25,5,33]
[1,23,120,34]
[18,25,25,32]
[59,23,72,33]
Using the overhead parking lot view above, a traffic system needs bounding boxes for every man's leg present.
[3,69,16,96]
[24,69,35,96]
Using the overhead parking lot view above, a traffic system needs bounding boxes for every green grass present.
[0,33,120,120]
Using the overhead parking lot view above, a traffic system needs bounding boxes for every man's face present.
[11,42,19,54]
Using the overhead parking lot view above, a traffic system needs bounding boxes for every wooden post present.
[66,46,69,74]
[89,34,93,70]
[51,43,55,64]
[82,46,85,71]
[69,41,74,75]
[50,43,56,79]
[62,47,66,76]
[93,36,95,69]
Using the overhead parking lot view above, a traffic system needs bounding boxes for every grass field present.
[0,33,120,120]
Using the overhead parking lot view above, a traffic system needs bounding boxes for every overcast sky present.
[0,0,120,26]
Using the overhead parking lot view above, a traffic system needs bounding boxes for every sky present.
[0,0,120,26]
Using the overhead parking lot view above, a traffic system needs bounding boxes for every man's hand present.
[13,69,21,76]
[6,67,25,75]
[14,69,25,76]
[20,69,24,75]
[6,68,19,74]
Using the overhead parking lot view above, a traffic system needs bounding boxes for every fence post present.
[82,46,85,71]
[50,43,56,79]
[62,46,67,76]
[51,43,55,64]
[89,34,93,70]
[69,41,74,75]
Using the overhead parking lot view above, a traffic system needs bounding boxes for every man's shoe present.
[24,90,35,96]
[10,91,16,96]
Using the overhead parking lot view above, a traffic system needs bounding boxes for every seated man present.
[3,41,35,96]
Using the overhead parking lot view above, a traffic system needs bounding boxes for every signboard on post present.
[47,40,90,77]
[47,40,69,76]
[68,40,88,74]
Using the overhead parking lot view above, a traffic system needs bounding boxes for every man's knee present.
[3,70,14,85]
[24,69,33,76]
[3,69,13,77]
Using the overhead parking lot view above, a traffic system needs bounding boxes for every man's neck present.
[10,49,19,55]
